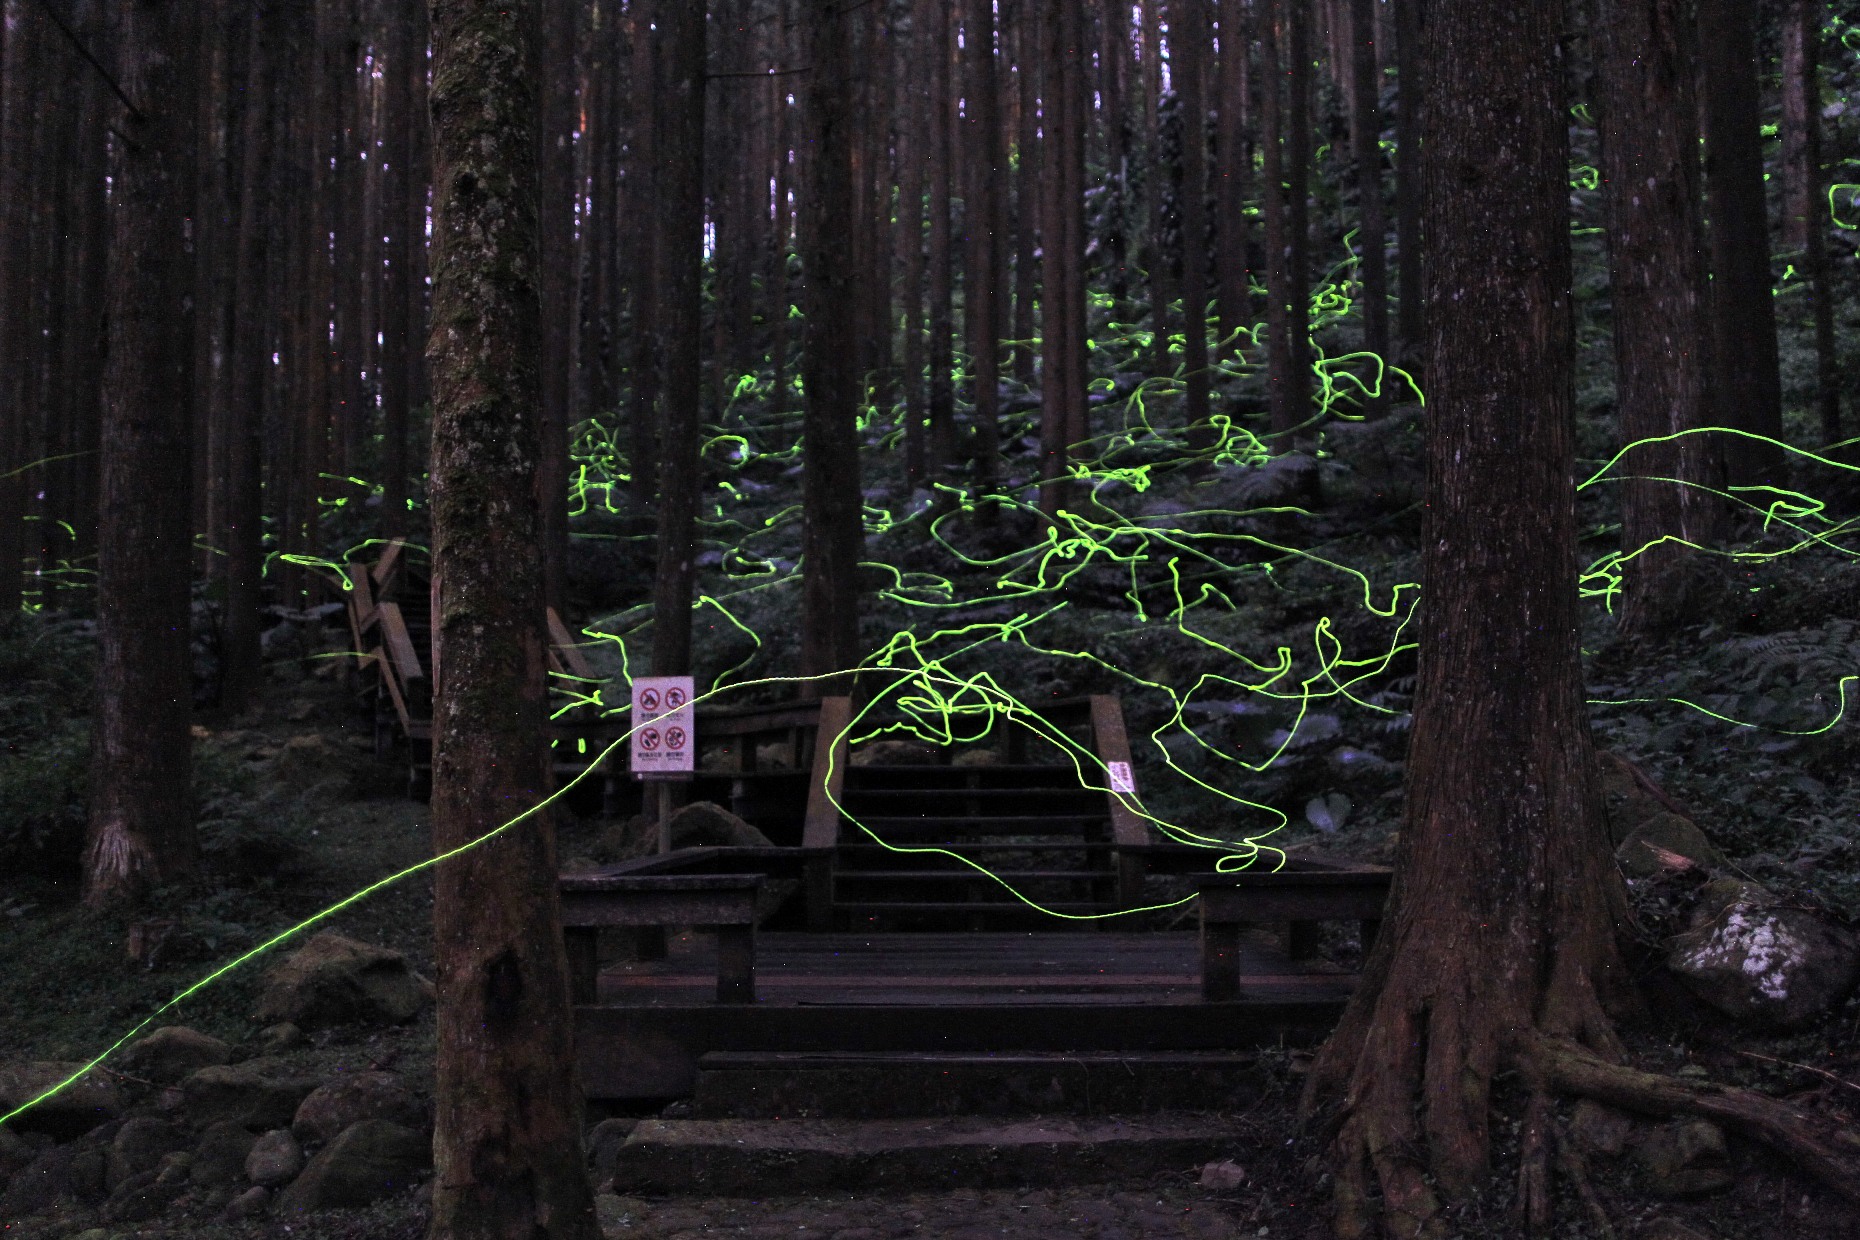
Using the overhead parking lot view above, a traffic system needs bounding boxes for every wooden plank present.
[546,606,597,681]
[558,889,761,929]
[803,696,852,929]
[1089,695,1150,907]
[346,562,377,641]
[1198,883,1391,923]
[575,1000,1347,1098]
[697,704,824,736]
[375,601,426,687]
[371,537,406,589]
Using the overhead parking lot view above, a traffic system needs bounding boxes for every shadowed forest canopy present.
[7,0,1860,1236]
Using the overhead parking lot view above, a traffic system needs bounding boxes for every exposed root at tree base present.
[1531,1033,1860,1207]
[1317,1033,1860,1239]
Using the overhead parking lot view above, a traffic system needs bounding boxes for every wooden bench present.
[1198,866,1391,1001]
[559,873,764,1005]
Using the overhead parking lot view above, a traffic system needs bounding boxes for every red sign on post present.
[631,676,695,779]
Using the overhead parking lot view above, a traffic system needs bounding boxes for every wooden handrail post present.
[802,696,853,930]
[1089,695,1150,907]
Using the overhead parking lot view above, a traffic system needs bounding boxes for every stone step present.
[607,1114,1247,1194]
[692,1051,1269,1119]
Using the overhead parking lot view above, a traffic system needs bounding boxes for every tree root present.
[1532,1033,1860,1206]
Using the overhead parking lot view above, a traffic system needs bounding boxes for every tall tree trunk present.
[1040,0,1088,515]
[1349,0,1389,417]
[651,0,706,678]
[379,0,415,535]
[1784,0,1840,447]
[896,7,928,488]
[1096,0,1130,310]
[50,0,110,603]
[1173,0,1214,451]
[1010,7,1041,386]
[1215,0,1255,360]
[1595,0,1722,639]
[1393,0,1423,393]
[1258,0,1308,438]
[1140,0,1174,377]
[1302,1,1637,1231]
[964,0,1004,496]
[223,0,277,717]
[624,2,660,511]
[1697,0,1783,484]
[924,0,958,478]
[537,0,576,617]
[1284,0,1312,438]
[800,0,865,693]
[0,0,41,612]
[84,0,202,906]
[424,0,598,1233]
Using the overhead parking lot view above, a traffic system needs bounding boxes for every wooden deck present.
[574,929,1357,1099]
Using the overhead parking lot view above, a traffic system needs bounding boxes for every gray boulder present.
[100,1165,186,1224]
[252,933,434,1028]
[189,1119,259,1187]
[1666,889,1860,1028]
[1633,1119,1735,1198]
[117,1025,231,1084]
[245,1128,305,1187]
[180,1058,320,1130]
[108,1116,187,1192]
[0,1061,127,1139]
[276,1119,431,1214]
[1616,811,1725,877]
[221,1183,272,1221]
[0,1144,75,1216]
[850,738,940,767]
[291,1071,426,1146]
[668,801,775,849]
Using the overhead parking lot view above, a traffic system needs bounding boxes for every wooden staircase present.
[802,696,1152,930]
[341,538,620,803]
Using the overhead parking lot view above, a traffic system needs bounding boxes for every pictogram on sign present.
[631,676,695,778]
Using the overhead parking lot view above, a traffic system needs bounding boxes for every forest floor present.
[6,390,1860,1236]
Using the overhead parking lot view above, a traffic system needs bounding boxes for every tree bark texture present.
[1040,0,1088,516]
[537,0,576,615]
[1348,0,1389,418]
[85,0,202,906]
[964,0,1004,495]
[0,0,41,612]
[222,0,277,717]
[924,0,958,479]
[1215,0,1255,360]
[1300,0,1637,1234]
[1594,0,1722,639]
[423,0,599,1233]
[1172,0,1214,451]
[1393,0,1423,390]
[1784,0,1840,447]
[1696,0,1784,483]
[799,0,866,693]
[650,0,706,678]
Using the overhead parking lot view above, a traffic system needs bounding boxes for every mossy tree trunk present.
[1300,0,1642,1233]
[84,0,202,907]
[424,0,599,1234]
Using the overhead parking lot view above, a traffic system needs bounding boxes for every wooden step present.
[832,870,1110,883]
[836,840,1118,854]
[851,815,1110,834]
[831,902,1111,915]
[691,1050,1270,1119]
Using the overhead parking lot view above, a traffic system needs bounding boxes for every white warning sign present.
[631,675,694,777]
[1108,761,1136,795]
